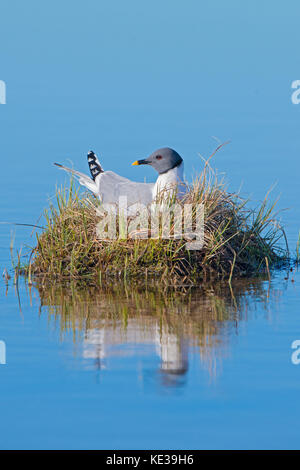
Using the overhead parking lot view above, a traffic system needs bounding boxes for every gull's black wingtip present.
[87,150,103,180]
[54,163,63,167]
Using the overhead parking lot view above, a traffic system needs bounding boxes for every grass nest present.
[21,157,288,286]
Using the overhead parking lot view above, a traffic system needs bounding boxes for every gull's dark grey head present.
[132,147,183,175]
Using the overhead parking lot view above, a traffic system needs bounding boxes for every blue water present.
[1,0,300,449]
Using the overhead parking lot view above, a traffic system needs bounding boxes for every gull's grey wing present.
[96,171,154,205]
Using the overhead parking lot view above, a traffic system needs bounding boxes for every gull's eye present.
[156,155,162,160]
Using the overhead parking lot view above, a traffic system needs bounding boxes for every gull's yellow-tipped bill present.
[132,160,139,166]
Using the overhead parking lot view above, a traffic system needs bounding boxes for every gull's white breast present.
[152,162,186,201]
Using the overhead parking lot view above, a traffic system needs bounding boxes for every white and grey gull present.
[54,147,186,207]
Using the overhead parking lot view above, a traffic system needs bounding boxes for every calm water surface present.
[1,0,300,450]
[0,272,299,449]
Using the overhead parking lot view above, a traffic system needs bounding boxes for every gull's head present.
[132,147,183,175]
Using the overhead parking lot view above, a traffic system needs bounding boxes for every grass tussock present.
[22,158,288,285]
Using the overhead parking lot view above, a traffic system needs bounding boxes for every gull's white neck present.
[152,162,185,200]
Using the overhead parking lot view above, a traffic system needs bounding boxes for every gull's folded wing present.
[96,171,154,206]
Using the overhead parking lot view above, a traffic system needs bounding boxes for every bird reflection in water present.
[82,322,189,387]
[36,278,277,387]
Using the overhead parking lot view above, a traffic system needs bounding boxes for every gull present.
[54,147,186,208]
[55,151,153,207]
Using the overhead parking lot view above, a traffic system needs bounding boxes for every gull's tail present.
[54,162,99,195]
[87,151,103,180]
[54,150,104,196]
